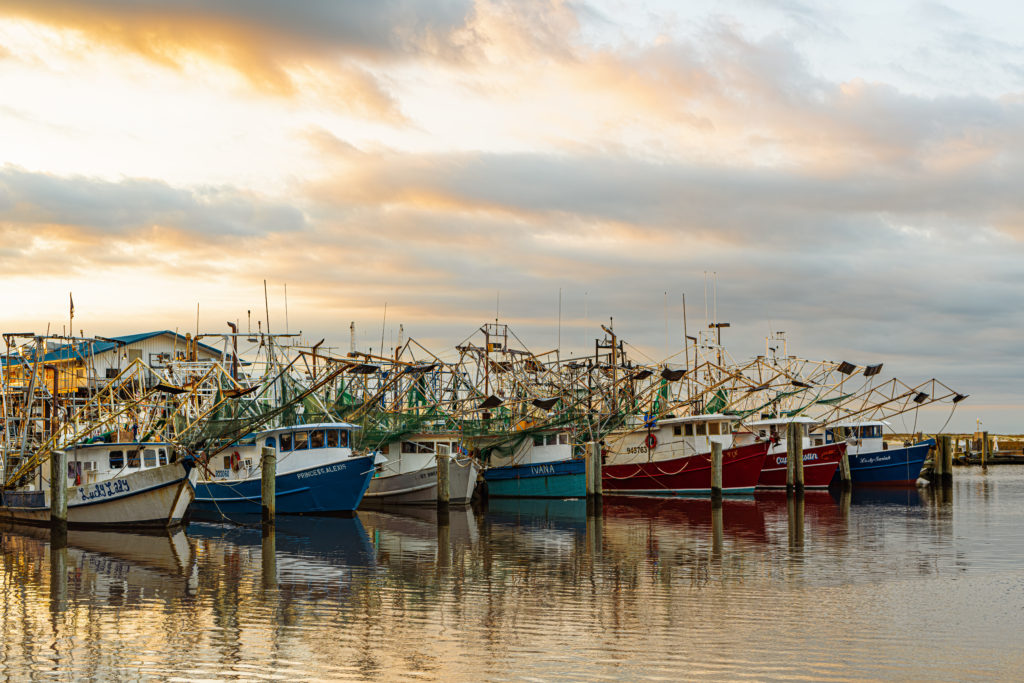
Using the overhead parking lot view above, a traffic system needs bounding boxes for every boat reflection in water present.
[187,514,376,595]
[0,521,197,612]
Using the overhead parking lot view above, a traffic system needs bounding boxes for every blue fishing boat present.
[191,422,374,517]
[483,430,586,498]
[826,421,932,485]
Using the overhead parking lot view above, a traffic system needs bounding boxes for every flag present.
[69,292,75,319]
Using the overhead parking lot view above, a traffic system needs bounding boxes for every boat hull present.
[846,441,932,485]
[758,443,844,489]
[602,442,769,495]
[0,461,197,528]
[361,459,478,507]
[191,454,374,516]
[484,458,585,498]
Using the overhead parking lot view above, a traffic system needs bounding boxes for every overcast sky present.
[1,1,1021,432]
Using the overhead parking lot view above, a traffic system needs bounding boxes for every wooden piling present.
[585,441,602,499]
[786,425,796,492]
[838,443,852,488]
[932,437,945,481]
[981,431,989,470]
[710,441,723,502]
[941,435,953,483]
[49,449,67,530]
[436,451,450,508]
[261,446,276,524]
[786,423,804,494]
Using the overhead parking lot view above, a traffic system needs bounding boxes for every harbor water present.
[3,467,1024,681]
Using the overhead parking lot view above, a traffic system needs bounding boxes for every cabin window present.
[280,433,292,450]
[109,450,124,468]
[310,430,325,449]
[684,424,694,436]
[265,437,276,449]
[402,441,418,454]
[339,430,349,447]
[558,433,569,445]
[127,449,140,467]
[327,430,339,448]
[708,422,721,436]
[673,426,681,436]
[696,423,707,436]
[223,456,232,470]
[533,435,544,446]
[158,448,168,465]
[294,431,309,450]
[143,449,157,467]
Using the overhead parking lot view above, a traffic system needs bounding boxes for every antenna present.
[380,302,387,358]
[284,283,289,334]
[350,322,355,355]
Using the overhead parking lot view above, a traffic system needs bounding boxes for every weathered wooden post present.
[261,446,276,524]
[710,441,723,502]
[941,434,953,484]
[932,437,945,482]
[838,436,852,488]
[793,424,804,492]
[436,452,450,508]
[786,425,796,493]
[593,442,603,500]
[981,431,989,470]
[786,423,804,494]
[50,449,68,532]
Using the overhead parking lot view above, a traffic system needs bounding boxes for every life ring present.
[231,451,241,471]
[645,433,658,450]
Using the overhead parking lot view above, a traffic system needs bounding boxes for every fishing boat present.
[601,414,769,495]
[191,422,374,517]
[0,440,197,528]
[361,434,478,507]
[825,420,931,485]
[483,429,585,498]
[739,417,844,489]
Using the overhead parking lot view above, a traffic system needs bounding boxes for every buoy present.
[645,433,658,450]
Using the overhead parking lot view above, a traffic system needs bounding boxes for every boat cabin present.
[736,416,825,449]
[63,441,174,487]
[378,435,463,476]
[605,414,737,463]
[824,420,889,455]
[211,422,360,480]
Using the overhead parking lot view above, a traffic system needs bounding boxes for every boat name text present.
[78,479,131,501]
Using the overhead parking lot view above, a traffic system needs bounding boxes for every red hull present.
[602,442,769,494]
[757,443,845,489]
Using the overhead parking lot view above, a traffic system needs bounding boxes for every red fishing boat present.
[601,415,769,495]
[742,417,844,489]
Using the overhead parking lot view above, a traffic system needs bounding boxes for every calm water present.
[3,468,1024,681]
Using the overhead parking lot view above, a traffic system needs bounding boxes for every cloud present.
[0,0,475,94]
[0,165,306,238]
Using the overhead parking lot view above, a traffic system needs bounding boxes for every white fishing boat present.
[0,440,197,528]
[362,435,478,506]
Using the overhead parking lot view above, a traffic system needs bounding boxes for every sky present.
[1,0,1022,432]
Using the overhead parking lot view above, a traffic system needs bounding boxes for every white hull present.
[362,459,478,506]
[1,461,197,528]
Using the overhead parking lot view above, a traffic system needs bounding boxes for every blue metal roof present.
[2,331,224,366]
